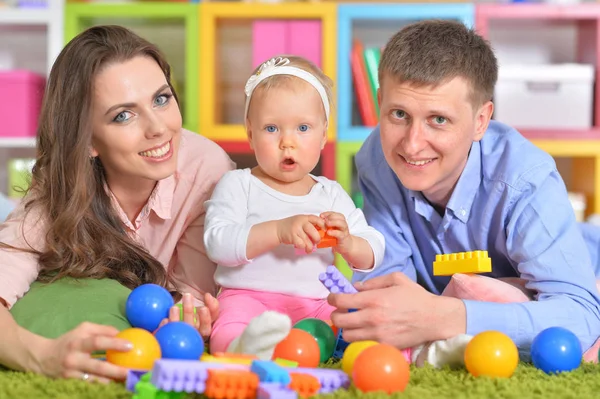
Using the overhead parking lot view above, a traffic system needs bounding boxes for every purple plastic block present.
[125,369,147,392]
[257,382,297,399]
[150,359,248,393]
[318,265,357,294]
[289,367,351,393]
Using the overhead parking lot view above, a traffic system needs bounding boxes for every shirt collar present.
[406,140,481,224]
[445,140,482,223]
[106,173,175,231]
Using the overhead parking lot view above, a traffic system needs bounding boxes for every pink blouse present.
[0,129,235,308]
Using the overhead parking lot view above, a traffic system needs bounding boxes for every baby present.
[203,56,385,360]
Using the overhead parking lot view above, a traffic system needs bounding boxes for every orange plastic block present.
[288,372,321,398]
[316,226,337,249]
[204,369,259,399]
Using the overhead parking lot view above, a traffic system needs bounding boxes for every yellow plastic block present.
[274,358,299,368]
[201,353,253,365]
[433,251,492,276]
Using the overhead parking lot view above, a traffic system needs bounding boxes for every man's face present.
[378,74,493,207]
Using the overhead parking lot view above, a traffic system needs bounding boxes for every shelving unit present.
[0,0,64,75]
[477,3,600,216]
[64,2,200,133]
[198,1,337,179]
[0,0,64,196]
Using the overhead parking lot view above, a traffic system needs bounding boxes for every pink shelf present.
[476,4,600,21]
[519,128,600,140]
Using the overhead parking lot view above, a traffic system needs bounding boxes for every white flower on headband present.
[245,57,290,96]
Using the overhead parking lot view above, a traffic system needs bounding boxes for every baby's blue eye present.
[266,125,277,133]
[299,124,309,132]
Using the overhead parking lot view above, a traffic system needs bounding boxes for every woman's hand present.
[161,292,219,340]
[37,322,131,382]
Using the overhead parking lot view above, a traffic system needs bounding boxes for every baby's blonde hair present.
[246,55,334,116]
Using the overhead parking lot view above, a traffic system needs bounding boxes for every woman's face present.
[90,55,182,191]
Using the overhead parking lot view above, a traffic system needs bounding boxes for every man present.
[329,19,600,357]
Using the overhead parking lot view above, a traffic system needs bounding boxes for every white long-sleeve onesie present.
[203,169,385,299]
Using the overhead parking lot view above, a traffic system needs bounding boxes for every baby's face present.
[246,80,328,185]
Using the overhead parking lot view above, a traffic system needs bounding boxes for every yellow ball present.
[464,331,519,378]
[106,328,161,371]
[341,340,378,375]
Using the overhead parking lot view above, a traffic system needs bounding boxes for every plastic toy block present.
[432,250,492,276]
[289,373,320,398]
[316,226,337,249]
[213,352,258,360]
[150,359,248,393]
[257,383,298,399]
[127,370,149,392]
[274,358,298,368]
[205,369,259,399]
[288,367,350,393]
[251,360,291,385]
[319,265,357,294]
[132,377,158,399]
[202,353,254,365]
[332,329,349,359]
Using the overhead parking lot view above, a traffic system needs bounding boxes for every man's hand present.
[328,272,466,349]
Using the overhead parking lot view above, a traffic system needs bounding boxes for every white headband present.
[244,57,330,121]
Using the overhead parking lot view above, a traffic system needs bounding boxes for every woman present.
[0,25,234,381]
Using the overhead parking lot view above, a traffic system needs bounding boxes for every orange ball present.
[352,344,410,394]
[272,328,320,368]
[106,328,161,370]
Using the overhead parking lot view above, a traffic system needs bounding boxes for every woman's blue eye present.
[113,111,131,123]
[266,126,277,133]
[299,124,309,132]
[154,94,171,106]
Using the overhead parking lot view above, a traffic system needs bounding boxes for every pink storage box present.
[0,70,45,138]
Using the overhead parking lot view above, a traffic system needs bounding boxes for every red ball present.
[352,344,410,393]
[272,328,320,368]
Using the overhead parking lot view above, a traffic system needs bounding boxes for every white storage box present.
[494,64,595,129]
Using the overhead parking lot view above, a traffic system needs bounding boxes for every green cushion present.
[10,278,132,339]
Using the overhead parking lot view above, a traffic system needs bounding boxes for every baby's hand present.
[277,214,325,253]
[320,211,352,254]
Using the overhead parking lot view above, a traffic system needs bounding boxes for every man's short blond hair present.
[379,19,498,108]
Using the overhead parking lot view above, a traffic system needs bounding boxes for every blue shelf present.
[339,126,374,142]
[336,3,475,142]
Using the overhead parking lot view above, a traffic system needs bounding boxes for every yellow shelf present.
[531,140,600,157]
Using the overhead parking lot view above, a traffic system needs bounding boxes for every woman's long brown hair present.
[4,25,180,294]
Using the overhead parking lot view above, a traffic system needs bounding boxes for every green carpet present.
[2,362,600,399]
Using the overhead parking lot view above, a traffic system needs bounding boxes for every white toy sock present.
[412,334,473,369]
[226,311,292,360]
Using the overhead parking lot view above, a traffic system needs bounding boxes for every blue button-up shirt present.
[354,120,600,354]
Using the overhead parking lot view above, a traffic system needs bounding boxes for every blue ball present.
[531,327,582,374]
[125,284,174,332]
[154,322,204,360]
